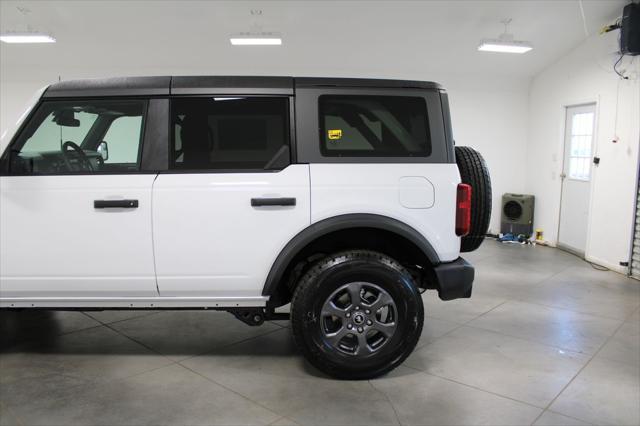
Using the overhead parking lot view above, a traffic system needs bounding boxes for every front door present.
[152,96,310,297]
[0,98,158,298]
[558,103,597,255]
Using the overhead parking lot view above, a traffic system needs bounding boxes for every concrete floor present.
[0,243,639,426]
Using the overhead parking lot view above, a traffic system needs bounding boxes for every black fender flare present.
[261,213,440,297]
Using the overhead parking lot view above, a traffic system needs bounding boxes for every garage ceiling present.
[0,0,628,85]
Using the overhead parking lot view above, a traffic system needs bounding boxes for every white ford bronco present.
[0,76,491,379]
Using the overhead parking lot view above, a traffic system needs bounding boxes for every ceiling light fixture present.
[0,31,56,44]
[478,18,532,54]
[230,32,282,46]
[230,37,281,45]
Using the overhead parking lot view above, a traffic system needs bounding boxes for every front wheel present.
[291,250,424,379]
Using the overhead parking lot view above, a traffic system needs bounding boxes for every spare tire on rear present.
[455,146,492,252]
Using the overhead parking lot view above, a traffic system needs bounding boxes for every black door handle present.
[251,197,296,207]
[94,199,139,209]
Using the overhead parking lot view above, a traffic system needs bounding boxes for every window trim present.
[294,87,450,164]
[318,94,432,158]
[0,97,152,176]
[140,98,170,172]
[566,112,595,182]
[167,95,294,173]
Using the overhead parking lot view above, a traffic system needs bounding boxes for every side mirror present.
[97,141,109,161]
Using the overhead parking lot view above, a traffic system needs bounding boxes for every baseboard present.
[584,254,629,275]
[553,243,630,276]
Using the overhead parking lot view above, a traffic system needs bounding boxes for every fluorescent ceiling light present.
[0,32,56,44]
[230,31,282,46]
[478,39,532,53]
[478,19,532,54]
[230,37,281,45]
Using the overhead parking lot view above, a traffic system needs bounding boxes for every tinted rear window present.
[319,95,431,157]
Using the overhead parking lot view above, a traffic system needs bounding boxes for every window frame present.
[0,97,152,176]
[566,111,595,182]
[318,94,432,158]
[294,87,451,164]
[166,95,295,174]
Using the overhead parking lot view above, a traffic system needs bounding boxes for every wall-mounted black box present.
[621,3,640,55]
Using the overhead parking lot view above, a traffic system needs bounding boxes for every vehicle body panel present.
[0,175,157,297]
[151,165,311,297]
[309,164,460,262]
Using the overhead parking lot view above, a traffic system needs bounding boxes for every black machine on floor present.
[501,193,535,237]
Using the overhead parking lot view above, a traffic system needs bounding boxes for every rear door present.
[152,95,310,298]
[0,98,158,298]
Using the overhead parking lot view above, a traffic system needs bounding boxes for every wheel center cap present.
[352,311,366,325]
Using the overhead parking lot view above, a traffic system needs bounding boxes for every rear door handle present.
[251,197,296,207]
[94,199,139,209]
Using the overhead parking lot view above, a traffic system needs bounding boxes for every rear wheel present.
[291,250,423,379]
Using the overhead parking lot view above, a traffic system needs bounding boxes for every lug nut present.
[355,306,360,310]
[366,320,372,326]
[365,309,371,314]
[347,324,353,330]
[346,312,351,318]
[357,327,364,333]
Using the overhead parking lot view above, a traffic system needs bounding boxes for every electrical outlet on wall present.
[626,69,639,81]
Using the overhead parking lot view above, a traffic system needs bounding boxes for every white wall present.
[526,31,640,272]
[448,86,528,233]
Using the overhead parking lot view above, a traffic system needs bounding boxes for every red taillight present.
[456,183,472,236]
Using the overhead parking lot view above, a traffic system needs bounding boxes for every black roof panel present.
[43,76,443,98]
[44,76,171,98]
[295,77,442,90]
[171,76,294,95]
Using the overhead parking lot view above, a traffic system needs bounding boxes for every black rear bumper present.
[431,257,474,301]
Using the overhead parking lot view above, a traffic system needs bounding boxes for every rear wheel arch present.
[262,214,440,306]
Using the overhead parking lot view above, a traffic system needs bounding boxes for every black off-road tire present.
[291,250,424,380]
[455,146,492,252]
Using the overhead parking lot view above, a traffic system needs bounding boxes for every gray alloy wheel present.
[291,250,423,379]
[320,281,398,356]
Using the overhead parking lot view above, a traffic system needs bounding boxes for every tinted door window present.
[319,95,431,157]
[101,115,144,164]
[170,97,290,170]
[8,100,146,174]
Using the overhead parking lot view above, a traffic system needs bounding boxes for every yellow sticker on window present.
[328,129,342,140]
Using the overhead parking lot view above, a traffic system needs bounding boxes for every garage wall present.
[526,30,640,272]
[446,85,528,233]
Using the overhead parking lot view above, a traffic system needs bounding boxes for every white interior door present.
[558,103,596,255]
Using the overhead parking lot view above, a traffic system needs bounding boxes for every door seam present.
[308,164,312,223]
[151,173,161,295]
